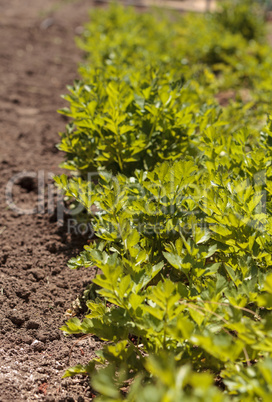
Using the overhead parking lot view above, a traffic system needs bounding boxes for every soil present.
[2,1,270,400]
[0,1,100,400]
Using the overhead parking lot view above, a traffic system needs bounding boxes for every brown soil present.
[0,1,99,400]
[1,1,256,400]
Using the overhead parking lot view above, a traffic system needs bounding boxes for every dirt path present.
[0,1,98,400]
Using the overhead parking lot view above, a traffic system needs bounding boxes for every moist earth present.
[0,1,99,400]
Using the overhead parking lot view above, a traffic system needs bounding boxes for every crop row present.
[55,2,272,400]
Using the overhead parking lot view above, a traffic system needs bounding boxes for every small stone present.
[31,340,44,352]
[54,298,64,307]
[28,269,44,281]
[36,331,47,343]
[45,397,55,402]
[48,331,60,341]
[51,267,61,275]
[26,320,40,330]
[40,18,54,30]
[16,288,31,300]
[46,242,57,253]
[8,315,25,327]
[21,335,33,345]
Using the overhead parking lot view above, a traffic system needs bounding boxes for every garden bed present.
[2,1,272,401]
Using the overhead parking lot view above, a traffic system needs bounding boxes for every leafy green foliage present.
[57,118,272,398]
[55,2,272,400]
[58,2,272,175]
[58,77,219,174]
[216,0,266,41]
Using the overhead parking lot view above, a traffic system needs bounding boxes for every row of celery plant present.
[56,2,272,400]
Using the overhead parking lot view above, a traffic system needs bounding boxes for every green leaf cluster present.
[55,2,272,400]
[58,1,272,175]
